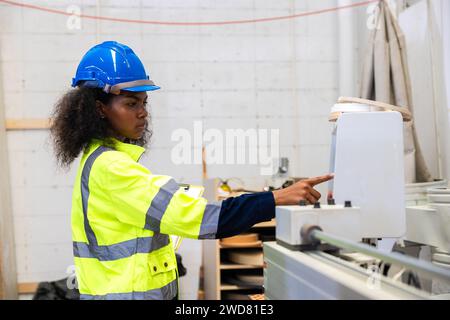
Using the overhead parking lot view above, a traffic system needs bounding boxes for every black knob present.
[299,200,307,206]
[344,201,352,208]
[314,202,321,209]
[164,262,168,268]
[153,266,157,272]
[327,198,336,205]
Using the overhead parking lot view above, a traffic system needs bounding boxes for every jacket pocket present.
[149,246,177,276]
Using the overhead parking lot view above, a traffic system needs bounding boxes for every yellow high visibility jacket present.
[71,138,221,299]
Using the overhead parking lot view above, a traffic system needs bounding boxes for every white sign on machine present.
[332,111,406,239]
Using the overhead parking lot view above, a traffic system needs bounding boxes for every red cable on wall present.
[0,0,379,26]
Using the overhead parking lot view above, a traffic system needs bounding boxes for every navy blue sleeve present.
[215,192,275,239]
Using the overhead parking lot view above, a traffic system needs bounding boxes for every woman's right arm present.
[104,157,332,239]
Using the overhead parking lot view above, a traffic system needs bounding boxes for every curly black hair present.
[50,86,151,168]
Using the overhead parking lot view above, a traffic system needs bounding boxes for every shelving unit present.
[202,178,276,300]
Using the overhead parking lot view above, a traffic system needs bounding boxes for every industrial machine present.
[404,187,450,295]
[406,187,450,253]
[264,104,450,300]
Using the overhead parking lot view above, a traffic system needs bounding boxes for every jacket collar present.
[112,138,146,162]
[91,138,145,162]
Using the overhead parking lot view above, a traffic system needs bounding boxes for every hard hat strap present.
[106,79,157,95]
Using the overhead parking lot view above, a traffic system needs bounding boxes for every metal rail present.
[305,228,450,283]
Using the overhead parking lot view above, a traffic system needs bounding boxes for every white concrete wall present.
[0,0,346,299]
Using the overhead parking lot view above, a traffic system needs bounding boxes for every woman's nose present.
[138,105,148,118]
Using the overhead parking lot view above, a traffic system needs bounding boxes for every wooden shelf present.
[220,263,263,270]
[202,178,276,300]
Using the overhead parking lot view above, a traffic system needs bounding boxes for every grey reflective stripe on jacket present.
[143,178,222,239]
[80,279,177,300]
[198,202,221,239]
[80,146,110,247]
[73,233,169,261]
[144,178,179,232]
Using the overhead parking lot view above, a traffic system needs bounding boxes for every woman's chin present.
[131,128,145,140]
[131,134,142,140]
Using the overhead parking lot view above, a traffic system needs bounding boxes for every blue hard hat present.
[72,41,160,94]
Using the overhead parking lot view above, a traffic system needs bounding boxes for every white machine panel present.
[333,112,406,238]
[276,204,361,246]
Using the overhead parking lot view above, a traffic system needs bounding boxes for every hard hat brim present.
[121,85,161,92]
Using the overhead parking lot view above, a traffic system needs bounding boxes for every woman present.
[50,41,333,300]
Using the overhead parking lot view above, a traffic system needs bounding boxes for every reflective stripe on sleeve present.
[144,179,179,232]
[198,201,221,239]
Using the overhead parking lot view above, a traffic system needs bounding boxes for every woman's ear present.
[96,100,107,119]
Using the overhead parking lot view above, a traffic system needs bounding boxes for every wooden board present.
[220,233,259,245]
[17,282,38,294]
[220,263,263,270]
[253,219,276,228]
[333,97,412,122]
[5,118,52,130]
[228,250,264,266]
[220,241,263,249]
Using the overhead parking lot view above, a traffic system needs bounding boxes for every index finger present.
[305,174,334,186]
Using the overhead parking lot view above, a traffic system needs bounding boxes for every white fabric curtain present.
[360,0,433,182]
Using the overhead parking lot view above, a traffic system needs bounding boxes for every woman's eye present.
[126,101,148,108]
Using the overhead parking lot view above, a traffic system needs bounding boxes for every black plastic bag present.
[33,278,80,300]
[176,253,187,277]
[33,253,186,300]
